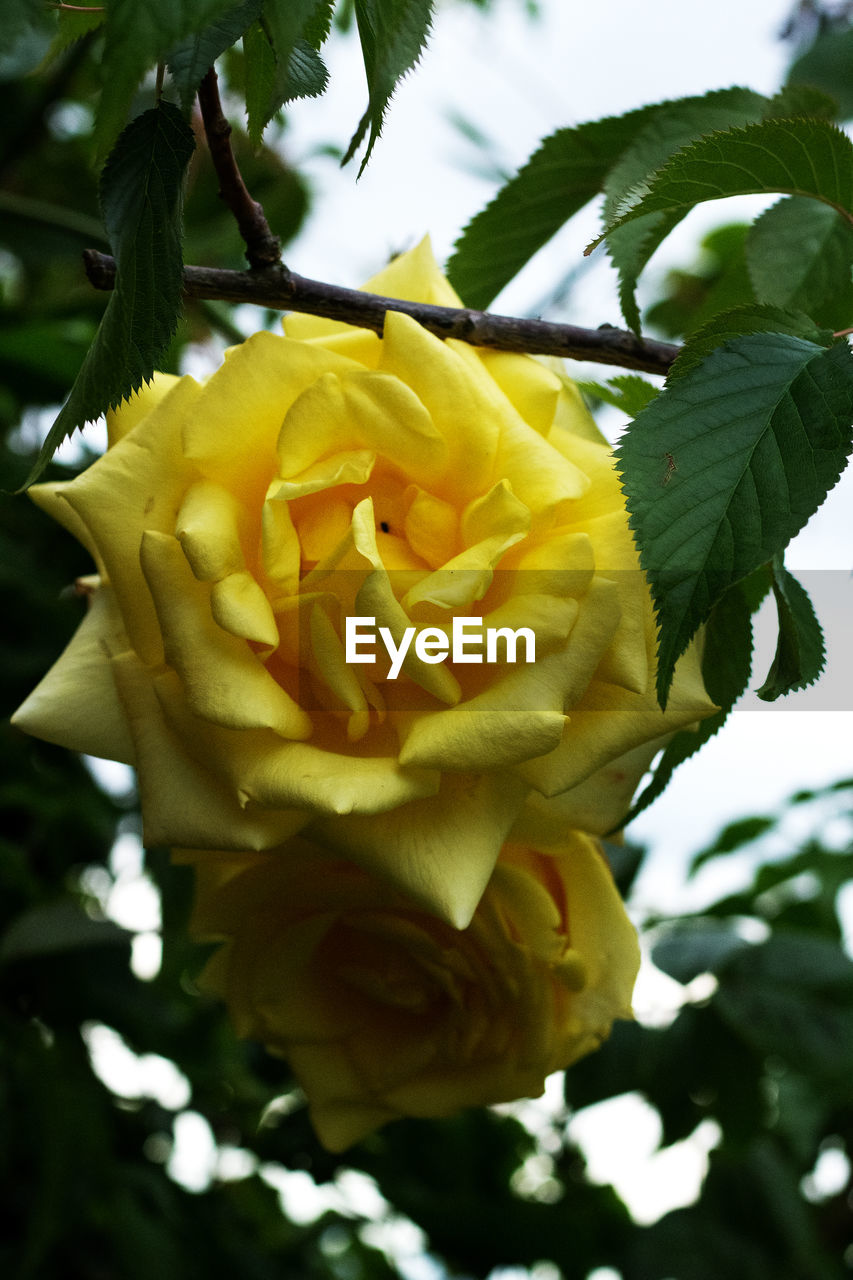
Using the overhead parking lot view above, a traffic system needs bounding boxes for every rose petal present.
[112,653,307,850]
[183,332,361,499]
[276,368,445,487]
[140,530,312,739]
[176,480,248,582]
[310,771,530,927]
[60,374,204,664]
[106,373,180,447]
[11,584,136,765]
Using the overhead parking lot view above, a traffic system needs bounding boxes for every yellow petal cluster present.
[181,831,640,1151]
[13,238,715,927]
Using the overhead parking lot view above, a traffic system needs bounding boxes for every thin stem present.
[196,67,281,270]
[82,250,681,375]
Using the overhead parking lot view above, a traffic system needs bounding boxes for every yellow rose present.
[180,831,640,1151]
[13,239,715,926]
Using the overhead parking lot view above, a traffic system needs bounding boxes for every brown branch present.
[82,250,681,375]
[196,67,281,269]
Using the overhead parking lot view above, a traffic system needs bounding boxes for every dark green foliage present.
[345,0,436,171]
[23,104,195,487]
[617,573,764,826]
[746,197,853,329]
[756,557,826,700]
[788,25,853,120]
[447,101,663,307]
[594,118,853,255]
[616,332,853,705]
[168,1,264,114]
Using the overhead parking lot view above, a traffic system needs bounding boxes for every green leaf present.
[447,102,662,309]
[601,88,767,332]
[620,573,765,828]
[96,0,237,157]
[262,0,332,114]
[23,104,194,487]
[746,196,853,327]
[691,815,777,872]
[41,8,105,67]
[591,119,853,257]
[717,932,853,1084]
[3,0,56,79]
[283,39,329,102]
[344,0,435,173]
[167,0,262,114]
[756,557,826,701]
[1,899,129,964]
[667,303,832,383]
[652,922,751,984]
[244,20,278,147]
[615,332,853,705]
[764,82,841,122]
[577,374,659,417]
[787,26,853,120]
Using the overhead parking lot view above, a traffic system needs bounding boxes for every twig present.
[197,67,281,270]
[82,250,681,374]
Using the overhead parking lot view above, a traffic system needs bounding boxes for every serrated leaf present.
[757,556,826,700]
[746,196,853,327]
[447,102,663,309]
[615,332,853,706]
[620,573,765,828]
[765,83,841,121]
[168,0,262,114]
[345,0,435,173]
[602,88,767,331]
[22,104,194,487]
[41,8,104,67]
[577,374,659,417]
[262,0,333,116]
[244,20,277,146]
[96,0,237,157]
[284,39,329,101]
[667,303,832,382]
[591,119,853,257]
